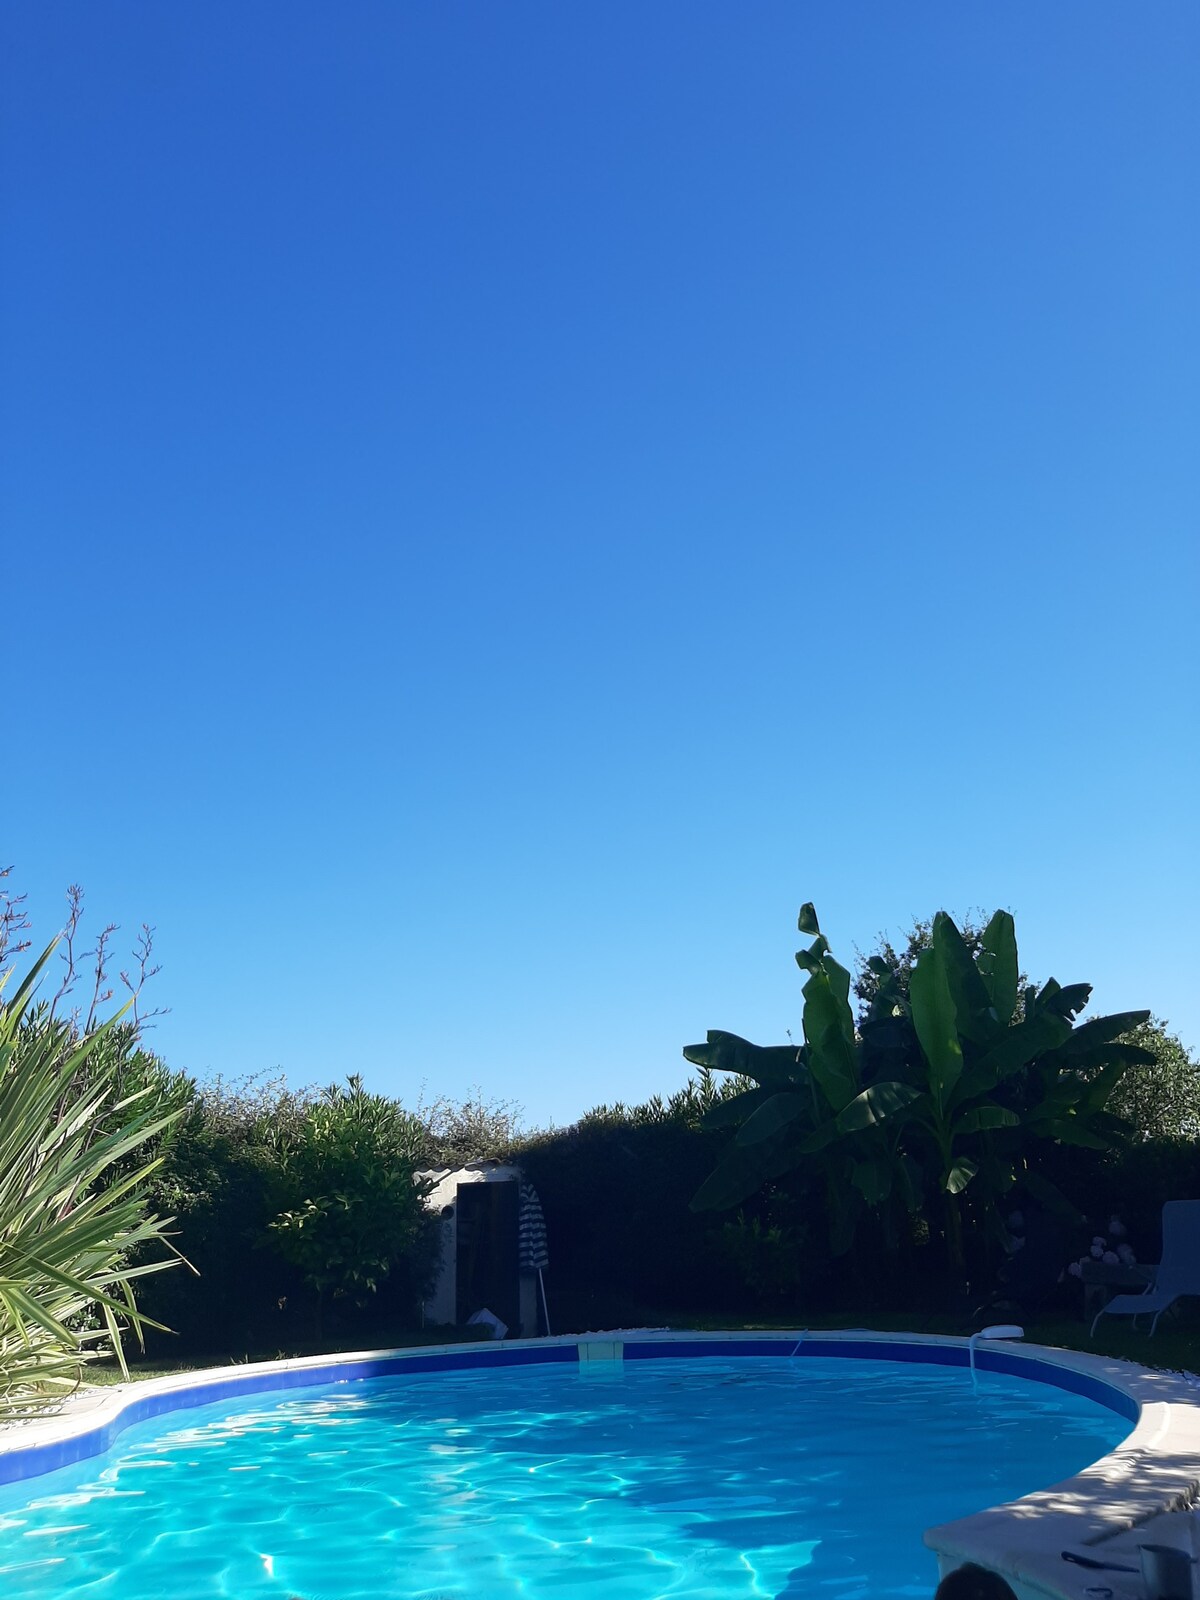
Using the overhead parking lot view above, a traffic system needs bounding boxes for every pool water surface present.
[0,1355,1129,1600]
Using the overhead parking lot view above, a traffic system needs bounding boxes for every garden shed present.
[419,1160,549,1339]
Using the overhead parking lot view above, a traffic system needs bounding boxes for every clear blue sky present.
[3,4,1197,1127]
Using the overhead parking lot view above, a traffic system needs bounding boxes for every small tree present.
[1107,1019,1200,1140]
[269,1076,439,1332]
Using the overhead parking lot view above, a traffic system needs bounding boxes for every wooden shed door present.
[455,1180,519,1334]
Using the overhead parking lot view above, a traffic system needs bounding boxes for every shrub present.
[513,1074,753,1328]
[417,1087,524,1167]
[269,1076,440,1331]
[135,1074,310,1353]
[141,1073,443,1353]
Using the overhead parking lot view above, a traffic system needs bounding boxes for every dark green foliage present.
[270,1077,439,1314]
[139,1073,442,1353]
[145,1073,774,1347]
[513,1074,756,1328]
[690,905,1152,1299]
[68,903,1187,1349]
[715,1215,806,1306]
[84,1024,196,1183]
[1039,1133,1200,1260]
[1106,1019,1200,1140]
[136,1074,314,1352]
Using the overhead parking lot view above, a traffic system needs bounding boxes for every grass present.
[78,1309,1200,1387]
[82,1324,492,1387]
[666,1308,1200,1375]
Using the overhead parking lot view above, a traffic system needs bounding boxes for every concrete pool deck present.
[2,1327,1197,1600]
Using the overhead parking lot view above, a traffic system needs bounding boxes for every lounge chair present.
[1091,1200,1200,1338]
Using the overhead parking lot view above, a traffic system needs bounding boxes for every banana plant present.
[688,905,919,1250]
[688,904,1153,1280]
[898,911,1152,1275]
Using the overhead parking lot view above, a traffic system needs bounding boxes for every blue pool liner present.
[0,1333,1137,1487]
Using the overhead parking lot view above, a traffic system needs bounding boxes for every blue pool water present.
[0,1356,1128,1600]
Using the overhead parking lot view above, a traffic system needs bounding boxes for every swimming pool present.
[0,1344,1132,1600]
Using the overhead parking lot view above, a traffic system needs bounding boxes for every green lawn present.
[670,1309,1200,1376]
[83,1324,491,1387]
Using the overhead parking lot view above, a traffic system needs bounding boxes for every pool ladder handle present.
[967,1324,1025,1386]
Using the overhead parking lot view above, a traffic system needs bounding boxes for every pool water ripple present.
[0,1357,1128,1600]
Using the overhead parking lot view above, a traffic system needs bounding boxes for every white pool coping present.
[2,1327,1198,1600]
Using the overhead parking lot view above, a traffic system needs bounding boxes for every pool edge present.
[1,1327,1196,1600]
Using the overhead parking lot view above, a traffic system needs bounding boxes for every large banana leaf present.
[909,942,963,1113]
[800,964,858,1110]
[932,912,996,1045]
[735,1092,808,1146]
[945,1156,979,1194]
[952,1104,1019,1135]
[690,1124,802,1211]
[977,911,1018,1028]
[794,934,830,973]
[1039,982,1093,1021]
[1057,1040,1157,1075]
[1057,1009,1151,1057]
[952,1010,1073,1102]
[1026,1117,1111,1150]
[683,1032,804,1088]
[700,1084,778,1131]
[834,1081,921,1133]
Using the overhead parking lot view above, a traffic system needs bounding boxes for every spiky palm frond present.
[0,940,183,1419]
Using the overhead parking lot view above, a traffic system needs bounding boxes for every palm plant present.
[0,941,184,1419]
